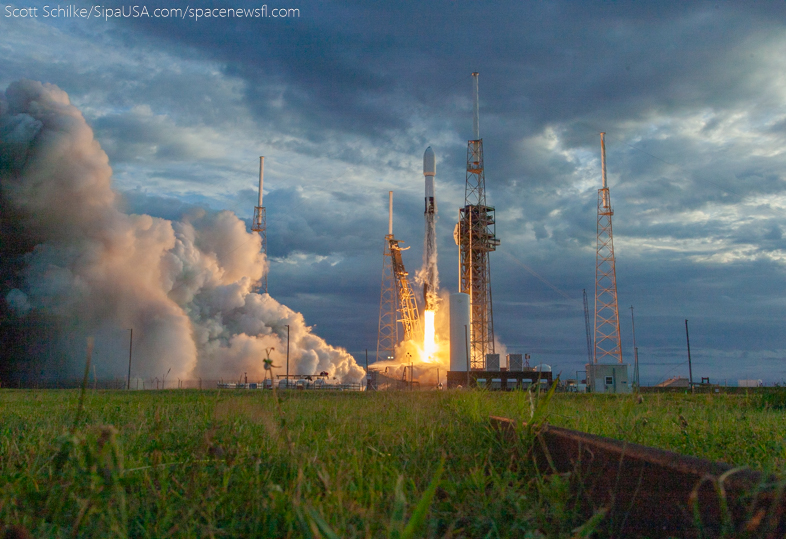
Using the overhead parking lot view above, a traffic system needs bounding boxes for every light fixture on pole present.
[286,324,290,388]
[127,328,133,390]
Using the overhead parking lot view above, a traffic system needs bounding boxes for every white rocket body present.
[424,146,436,213]
[423,147,439,310]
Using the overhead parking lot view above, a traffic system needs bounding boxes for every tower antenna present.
[593,133,623,364]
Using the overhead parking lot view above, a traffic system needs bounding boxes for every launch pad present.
[446,369,553,390]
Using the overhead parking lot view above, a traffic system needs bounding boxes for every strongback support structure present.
[390,238,421,342]
[594,133,623,364]
[252,156,268,294]
[458,73,499,370]
[377,192,421,363]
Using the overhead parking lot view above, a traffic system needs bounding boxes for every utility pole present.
[127,328,133,390]
[286,324,290,388]
[583,289,592,364]
[406,352,412,390]
[464,325,470,387]
[630,305,639,390]
[685,319,693,393]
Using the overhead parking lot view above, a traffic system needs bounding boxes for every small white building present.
[586,363,631,394]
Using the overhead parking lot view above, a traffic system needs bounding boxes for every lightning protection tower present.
[583,289,593,364]
[252,156,268,294]
[593,133,623,364]
[377,192,421,363]
[457,72,500,370]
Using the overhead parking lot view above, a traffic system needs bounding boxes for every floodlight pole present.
[631,305,639,390]
[685,319,693,393]
[464,325,470,387]
[286,324,290,388]
[127,328,133,390]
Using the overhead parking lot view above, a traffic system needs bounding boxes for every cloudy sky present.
[3,1,786,385]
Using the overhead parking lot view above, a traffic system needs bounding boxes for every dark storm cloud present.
[93,108,212,162]
[118,2,786,150]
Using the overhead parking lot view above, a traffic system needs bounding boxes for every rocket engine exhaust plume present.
[0,80,364,384]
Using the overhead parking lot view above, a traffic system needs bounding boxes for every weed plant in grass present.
[1,389,785,537]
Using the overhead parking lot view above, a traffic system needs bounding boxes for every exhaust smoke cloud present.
[0,80,365,384]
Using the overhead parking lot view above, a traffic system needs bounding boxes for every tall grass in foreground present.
[1,389,785,537]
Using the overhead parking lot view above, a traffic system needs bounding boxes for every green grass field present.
[1,388,785,538]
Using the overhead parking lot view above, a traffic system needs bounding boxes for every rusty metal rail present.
[490,416,786,538]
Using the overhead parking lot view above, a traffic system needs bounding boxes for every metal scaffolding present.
[376,234,398,363]
[457,73,499,370]
[594,133,623,363]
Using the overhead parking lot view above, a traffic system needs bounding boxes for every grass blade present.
[400,457,445,539]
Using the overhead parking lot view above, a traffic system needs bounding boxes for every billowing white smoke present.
[0,80,364,383]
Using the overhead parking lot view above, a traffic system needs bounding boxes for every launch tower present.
[593,133,623,364]
[252,156,267,294]
[457,73,500,370]
[377,192,421,362]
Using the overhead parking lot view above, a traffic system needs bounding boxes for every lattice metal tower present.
[593,133,623,363]
[457,73,500,370]
[377,192,421,363]
[583,289,593,364]
[252,156,268,294]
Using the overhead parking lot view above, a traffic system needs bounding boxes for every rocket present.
[423,146,438,310]
[424,146,436,214]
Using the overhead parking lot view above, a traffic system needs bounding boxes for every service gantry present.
[457,73,500,370]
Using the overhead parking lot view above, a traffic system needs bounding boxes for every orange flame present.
[423,310,437,363]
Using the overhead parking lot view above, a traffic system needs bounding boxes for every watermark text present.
[3,5,300,21]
